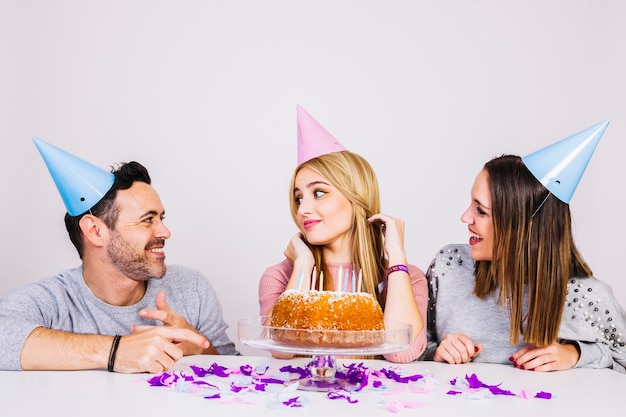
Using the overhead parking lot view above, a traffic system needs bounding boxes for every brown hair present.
[473,155,592,345]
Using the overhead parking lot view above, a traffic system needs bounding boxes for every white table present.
[2,355,624,415]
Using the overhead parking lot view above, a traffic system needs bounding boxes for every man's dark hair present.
[64,161,151,259]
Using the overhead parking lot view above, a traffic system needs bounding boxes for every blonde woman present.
[258,107,426,363]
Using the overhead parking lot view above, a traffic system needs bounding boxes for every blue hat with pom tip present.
[33,137,115,216]
[521,120,609,204]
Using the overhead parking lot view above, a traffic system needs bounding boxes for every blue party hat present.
[522,120,608,204]
[33,138,115,216]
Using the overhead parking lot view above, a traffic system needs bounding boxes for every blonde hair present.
[289,151,387,306]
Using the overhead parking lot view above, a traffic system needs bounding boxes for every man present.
[0,138,238,373]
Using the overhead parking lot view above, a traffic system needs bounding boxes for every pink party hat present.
[297,105,346,164]
[33,137,115,216]
[522,120,608,204]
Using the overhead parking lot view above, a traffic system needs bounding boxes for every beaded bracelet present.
[107,335,122,372]
[387,264,409,275]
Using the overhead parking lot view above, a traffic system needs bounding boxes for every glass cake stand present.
[238,316,413,392]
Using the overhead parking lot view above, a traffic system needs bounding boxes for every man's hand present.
[113,326,210,373]
[131,290,217,356]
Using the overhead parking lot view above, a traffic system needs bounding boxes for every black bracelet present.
[107,335,122,372]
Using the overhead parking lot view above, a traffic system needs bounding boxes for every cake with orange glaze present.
[269,289,385,347]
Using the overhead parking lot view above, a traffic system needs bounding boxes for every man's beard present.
[106,232,167,281]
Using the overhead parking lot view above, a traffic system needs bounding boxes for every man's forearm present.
[20,327,113,371]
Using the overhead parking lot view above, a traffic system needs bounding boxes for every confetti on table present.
[146,362,553,410]
[445,373,552,400]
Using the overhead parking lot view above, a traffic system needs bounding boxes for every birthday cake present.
[269,289,385,347]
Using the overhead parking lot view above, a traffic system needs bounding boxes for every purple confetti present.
[146,362,553,406]
[279,365,310,379]
[465,373,485,389]
[189,363,231,378]
[239,364,253,375]
[230,382,246,393]
[336,362,370,391]
[146,372,179,387]
[535,391,552,399]
[283,397,302,407]
[193,380,219,389]
[257,377,285,384]
[208,363,230,377]
[380,368,424,383]
[327,390,358,403]
[488,386,515,396]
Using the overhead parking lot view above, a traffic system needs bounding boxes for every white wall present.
[2,1,625,356]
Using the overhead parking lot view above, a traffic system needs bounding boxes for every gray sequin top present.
[420,243,626,373]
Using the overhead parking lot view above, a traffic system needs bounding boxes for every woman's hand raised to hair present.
[368,213,407,264]
[283,233,315,266]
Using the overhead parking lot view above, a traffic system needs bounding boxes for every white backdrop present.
[2,1,625,356]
